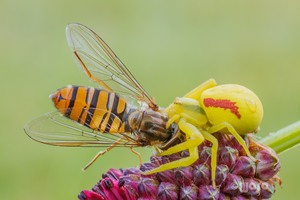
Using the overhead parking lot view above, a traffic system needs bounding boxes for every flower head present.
[78,134,281,200]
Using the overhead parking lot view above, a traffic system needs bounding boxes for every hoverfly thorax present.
[128,109,171,144]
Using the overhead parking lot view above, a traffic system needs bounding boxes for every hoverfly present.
[24,23,181,171]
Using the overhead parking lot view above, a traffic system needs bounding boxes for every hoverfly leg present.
[130,147,143,167]
[82,137,123,171]
[153,145,162,154]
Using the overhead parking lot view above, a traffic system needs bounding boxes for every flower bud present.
[122,168,140,176]
[198,146,212,165]
[118,174,139,199]
[198,185,220,200]
[193,164,211,186]
[221,174,243,195]
[174,166,193,185]
[95,178,124,200]
[180,184,198,200]
[231,156,256,178]
[150,155,164,165]
[242,178,260,196]
[259,181,275,199]
[157,182,178,200]
[229,135,250,156]
[156,170,175,183]
[215,164,229,186]
[218,146,239,170]
[139,162,157,180]
[140,162,156,172]
[255,149,281,181]
[138,177,159,199]
[102,168,123,180]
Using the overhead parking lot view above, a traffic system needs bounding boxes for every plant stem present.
[260,121,300,154]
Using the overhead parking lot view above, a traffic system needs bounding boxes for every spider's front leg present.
[142,118,204,174]
[183,78,217,100]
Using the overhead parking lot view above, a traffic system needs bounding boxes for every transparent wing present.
[249,134,262,142]
[24,111,141,147]
[66,23,157,110]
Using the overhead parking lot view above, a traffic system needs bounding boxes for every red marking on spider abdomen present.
[203,98,241,119]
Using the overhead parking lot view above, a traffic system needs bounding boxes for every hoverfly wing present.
[24,110,139,147]
[66,23,157,109]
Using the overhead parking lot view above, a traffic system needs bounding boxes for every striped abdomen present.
[50,86,133,133]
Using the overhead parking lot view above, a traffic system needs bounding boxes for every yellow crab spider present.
[143,79,263,188]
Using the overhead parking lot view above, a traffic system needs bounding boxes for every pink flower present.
[78,134,281,200]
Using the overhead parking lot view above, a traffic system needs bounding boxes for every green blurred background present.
[1,0,299,199]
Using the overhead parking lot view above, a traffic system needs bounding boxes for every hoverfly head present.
[138,109,170,143]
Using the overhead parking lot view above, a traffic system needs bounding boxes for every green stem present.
[260,121,300,154]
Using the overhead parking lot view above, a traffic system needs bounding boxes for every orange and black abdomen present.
[50,86,133,133]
